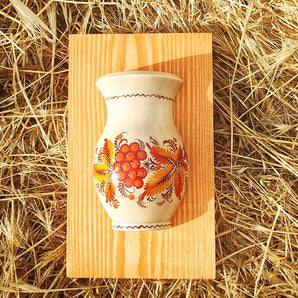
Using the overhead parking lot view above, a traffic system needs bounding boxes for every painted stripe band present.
[105,93,174,102]
[112,223,172,230]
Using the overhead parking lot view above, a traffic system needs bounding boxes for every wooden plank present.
[67,33,215,279]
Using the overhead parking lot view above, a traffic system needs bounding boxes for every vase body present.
[93,71,189,231]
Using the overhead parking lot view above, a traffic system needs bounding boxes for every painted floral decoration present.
[94,133,188,208]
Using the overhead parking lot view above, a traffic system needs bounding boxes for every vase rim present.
[97,71,183,84]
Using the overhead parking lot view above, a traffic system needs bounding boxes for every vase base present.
[112,221,172,231]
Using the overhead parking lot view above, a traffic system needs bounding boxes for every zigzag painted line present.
[112,223,171,230]
[105,93,174,102]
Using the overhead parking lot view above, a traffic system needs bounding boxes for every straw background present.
[1,0,297,297]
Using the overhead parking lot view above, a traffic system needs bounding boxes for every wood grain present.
[67,33,215,279]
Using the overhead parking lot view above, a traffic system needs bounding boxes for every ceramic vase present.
[93,71,189,231]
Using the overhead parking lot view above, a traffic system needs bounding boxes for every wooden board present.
[67,33,215,279]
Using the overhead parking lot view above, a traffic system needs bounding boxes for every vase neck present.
[105,95,173,126]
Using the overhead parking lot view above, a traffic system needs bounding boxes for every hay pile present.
[1,0,297,296]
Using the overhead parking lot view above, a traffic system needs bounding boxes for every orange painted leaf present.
[147,144,178,165]
[140,166,173,200]
[101,139,115,166]
[94,163,110,183]
[104,180,116,203]
[172,165,186,199]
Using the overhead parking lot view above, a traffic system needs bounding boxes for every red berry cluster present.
[114,142,148,189]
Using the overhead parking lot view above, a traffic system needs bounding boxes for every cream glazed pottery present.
[93,71,189,231]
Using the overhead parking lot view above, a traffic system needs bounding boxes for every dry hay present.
[0,0,297,297]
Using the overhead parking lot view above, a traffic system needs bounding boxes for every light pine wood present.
[67,33,215,279]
